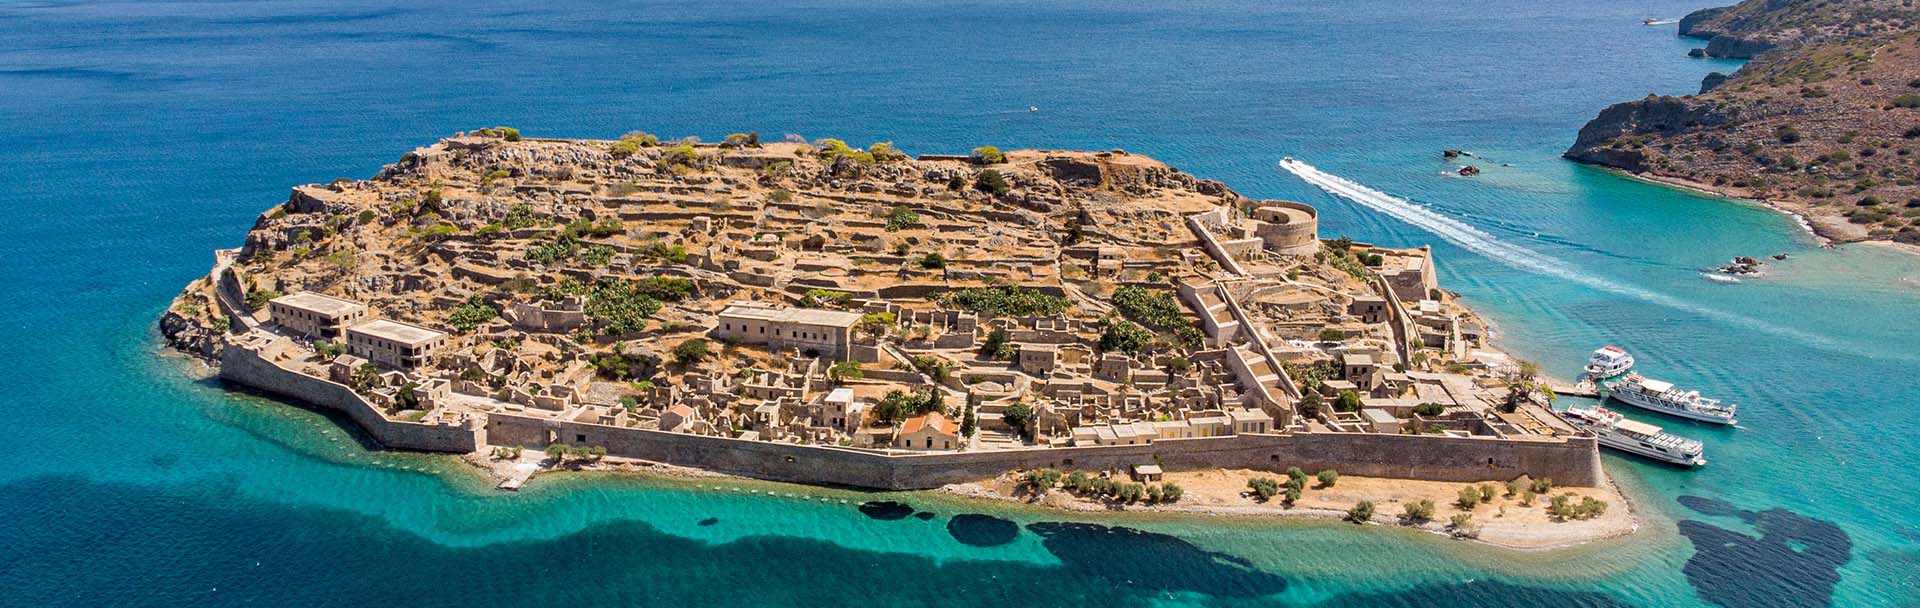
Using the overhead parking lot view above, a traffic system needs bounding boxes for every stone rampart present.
[219,348,484,453]
[486,412,1600,490]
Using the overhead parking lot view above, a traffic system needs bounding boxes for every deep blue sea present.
[3,1,1918,606]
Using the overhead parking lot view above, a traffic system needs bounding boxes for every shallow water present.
[2,0,1917,605]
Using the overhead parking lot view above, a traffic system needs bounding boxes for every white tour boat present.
[1562,405,1706,467]
[1607,373,1738,425]
[1584,346,1635,379]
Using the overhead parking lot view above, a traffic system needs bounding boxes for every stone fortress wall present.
[219,347,484,453]
[482,410,1601,490]
[1251,200,1319,256]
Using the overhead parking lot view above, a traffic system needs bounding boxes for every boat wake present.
[1277,158,1910,362]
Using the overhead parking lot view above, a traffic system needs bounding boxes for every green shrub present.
[245,288,284,310]
[941,285,1071,317]
[1001,403,1033,436]
[1247,477,1281,502]
[1099,320,1154,354]
[1317,470,1339,488]
[669,339,709,364]
[585,279,663,335]
[315,340,347,358]
[1776,124,1802,144]
[1110,286,1190,332]
[660,142,704,171]
[1402,499,1435,522]
[817,139,875,165]
[802,288,854,309]
[638,241,688,264]
[869,142,907,162]
[872,388,944,425]
[971,145,1005,164]
[974,169,1011,195]
[1893,94,1920,109]
[1334,390,1362,412]
[446,295,498,333]
[979,326,1012,360]
[884,205,921,231]
[497,204,537,230]
[1449,513,1479,537]
[919,252,946,269]
[633,276,696,302]
[1456,485,1481,509]
[1348,500,1375,523]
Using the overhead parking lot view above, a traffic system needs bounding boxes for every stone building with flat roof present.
[346,319,450,370]
[1376,247,1438,303]
[714,302,864,359]
[268,292,369,339]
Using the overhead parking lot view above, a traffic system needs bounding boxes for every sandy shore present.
[1860,238,1920,259]
[1600,167,1920,256]
[942,468,1640,551]
[462,451,1638,551]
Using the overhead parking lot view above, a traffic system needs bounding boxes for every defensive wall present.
[217,344,1600,490]
[219,347,484,453]
[485,411,1602,490]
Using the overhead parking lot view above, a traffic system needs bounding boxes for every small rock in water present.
[1457,165,1481,177]
[1716,256,1764,275]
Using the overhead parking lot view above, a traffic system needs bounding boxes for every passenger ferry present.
[1608,373,1738,425]
[1583,346,1635,379]
[1562,406,1706,467]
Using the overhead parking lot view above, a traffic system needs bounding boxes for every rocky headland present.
[1567,0,1920,248]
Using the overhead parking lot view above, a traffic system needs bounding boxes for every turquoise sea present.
[3,1,1918,606]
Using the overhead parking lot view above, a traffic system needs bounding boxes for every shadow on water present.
[199,375,386,453]
[1675,495,1850,608]
[1026,521,1288,598]
[0,475,1664,607]
[0,476,1164,608]
[856,500,914,520]
[1313,580,1639,608]
[946,514,1019,547]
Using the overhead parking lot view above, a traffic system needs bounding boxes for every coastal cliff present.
[1677,0,1920,59]
[1567,0,1920,247]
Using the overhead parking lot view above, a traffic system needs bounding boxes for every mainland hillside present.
[1567,0,1920,246]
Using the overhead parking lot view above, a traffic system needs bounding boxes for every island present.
[1566,0,1920,249]
[161,129,1624,545]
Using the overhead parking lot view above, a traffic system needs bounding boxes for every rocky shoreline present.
[1565,0,1920,250]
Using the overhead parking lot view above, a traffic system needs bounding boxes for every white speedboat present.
[1562,405,1706,467]
[1584,346,1635,379]
[1608,373,1737,425]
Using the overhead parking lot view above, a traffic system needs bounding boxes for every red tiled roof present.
[901,411,958,436]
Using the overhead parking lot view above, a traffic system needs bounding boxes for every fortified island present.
[1567,0,1920,248]
[160,130,1613,536]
